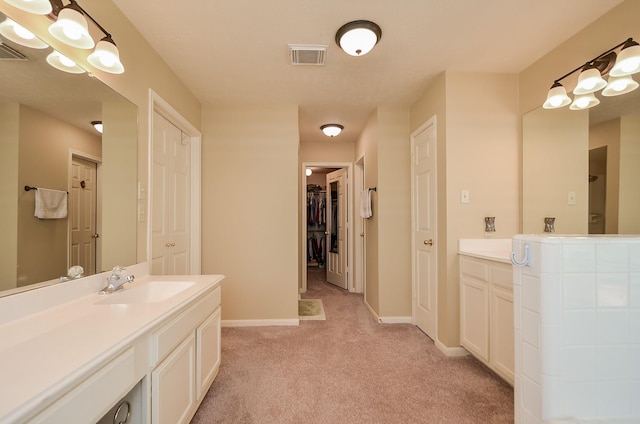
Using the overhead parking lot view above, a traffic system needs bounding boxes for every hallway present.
[191,269,514,423]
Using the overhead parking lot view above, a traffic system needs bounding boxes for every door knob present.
[424,239,433,246]
[360,233,364,237]
[91,233,99,239]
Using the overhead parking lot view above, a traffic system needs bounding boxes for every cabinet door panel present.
[152,334,196,424]
[197,308,221,399]
[491,286,514,383]
[460,276,490,361]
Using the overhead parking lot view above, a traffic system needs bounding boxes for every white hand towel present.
[360,189,372,219]
[34,188,68,219]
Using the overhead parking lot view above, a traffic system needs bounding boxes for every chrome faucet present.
[99,266,135,295]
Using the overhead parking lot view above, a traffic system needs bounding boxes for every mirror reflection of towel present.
[34,188,67,219]
[360,189,372,219]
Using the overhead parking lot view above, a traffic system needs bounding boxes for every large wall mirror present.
[523,87,640,234]
[0,12,138,296]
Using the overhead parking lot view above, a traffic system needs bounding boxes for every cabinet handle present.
[424,239,433,246]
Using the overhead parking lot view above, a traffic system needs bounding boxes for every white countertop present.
[458,238,512,263]
[0,272,224,423]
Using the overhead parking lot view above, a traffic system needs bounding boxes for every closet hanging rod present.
[368,187,377,191]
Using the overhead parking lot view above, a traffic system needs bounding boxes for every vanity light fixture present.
[0,17,48,48]
[543,38,639,110]
[46,49,84,73]
[91,120,103,133]
[306,168,312,177]
[335,20,382,57]
[3,0,52,15]
[320,124,344,137]
[48,1,93,49]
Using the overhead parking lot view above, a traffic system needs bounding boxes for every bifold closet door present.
[151,111,190,275]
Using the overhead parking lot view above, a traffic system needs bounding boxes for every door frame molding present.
[148,90,202,274]
[301,162,354,293]
[410,115,438,338]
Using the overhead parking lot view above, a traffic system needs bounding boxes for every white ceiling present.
[111,0,623,144]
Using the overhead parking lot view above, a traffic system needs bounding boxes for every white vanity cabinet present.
[459,254,514,384]
[151,286,221,424]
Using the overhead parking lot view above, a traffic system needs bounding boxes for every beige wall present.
[0,103,20,290]
[522,108,589,233]
[356,112,380,312]
[201,105,299,321]
[590,119,620,233]
[17,105,101,286]
[619,115,640,233]
[409,72,519,347]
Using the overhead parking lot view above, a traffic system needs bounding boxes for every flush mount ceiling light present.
[91,120,103,133]
[3,0,52,14]
[306,168,312,177]
[0,18,48,49]
[543,38,639,110]
[321,124,344,137]
[335,20,381,57]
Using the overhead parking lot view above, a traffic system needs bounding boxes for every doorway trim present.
[148,90,202,274]
[301,161,354,293]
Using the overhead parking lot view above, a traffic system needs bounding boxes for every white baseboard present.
[222,319,299,327]
[378,316,412,324]
[435,340,469,357]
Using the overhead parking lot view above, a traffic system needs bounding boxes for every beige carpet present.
[298,298,325,320]
[191,267,514,423]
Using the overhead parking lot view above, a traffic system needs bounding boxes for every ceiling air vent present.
[0,42,27,60]
[289,44,327,65]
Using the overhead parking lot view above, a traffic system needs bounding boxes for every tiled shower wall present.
[512,235,640,423]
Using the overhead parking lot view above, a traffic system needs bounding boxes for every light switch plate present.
[568,191,576,205]
[461,189,470,204]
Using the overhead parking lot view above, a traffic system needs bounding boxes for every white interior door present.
[412,118,437,339]
[326,168,348,289]
[151,111,190,275]
[69,156,97,275]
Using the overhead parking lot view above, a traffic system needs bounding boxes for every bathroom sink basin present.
[96,281,196,305]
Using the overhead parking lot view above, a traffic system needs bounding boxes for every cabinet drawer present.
[460,257,490,282]
[32,348,136,424]
[491,262,513,290]
[152,287,220,365]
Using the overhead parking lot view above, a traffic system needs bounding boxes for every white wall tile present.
[524,341,541,382]
[563,346,596,381]
[523,376,542,419]
[596,243,628,273]
[540,243,563,274]
[563,243,596,274]
[541,324,562,376]
[630,310,640,344]
[514,284,522,330]
[563,274,596,309]
[631,380,640,416]
[564,310,596,346]
[523,275,541,313]
[629,243,640,272]
[523,309,540,348]
[597,345,629,381]
[630,273,640,308]
[630,344,640,379]
[597,381,630,417]
[540,374,563,419]
[563,382,597,418]
[597,274,629,307]
[596,310,629,344]
[541,273,563,324]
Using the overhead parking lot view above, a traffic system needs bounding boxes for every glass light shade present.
[46,50,85,74]
[91,121,103,133]
[542,83,571,109]
[573,67,607,94]
[569,93,600,110]
[305,168,312,177]
[320,124,343,137]
[3,0,52,14]
[87,38,124,74]
[601,75,639,96]
[336,20,381,57]
[48,6,94,49]
[0,18,48,49]
[609,41,640,77]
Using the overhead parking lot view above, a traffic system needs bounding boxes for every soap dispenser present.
[484,216,496,237]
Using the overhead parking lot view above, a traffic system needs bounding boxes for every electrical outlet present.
[460,189,470,204]
[137,182,146,200]
[568,191,576,205]
[137,205,145,222]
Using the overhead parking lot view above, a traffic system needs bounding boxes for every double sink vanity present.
[0,263,223,423]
